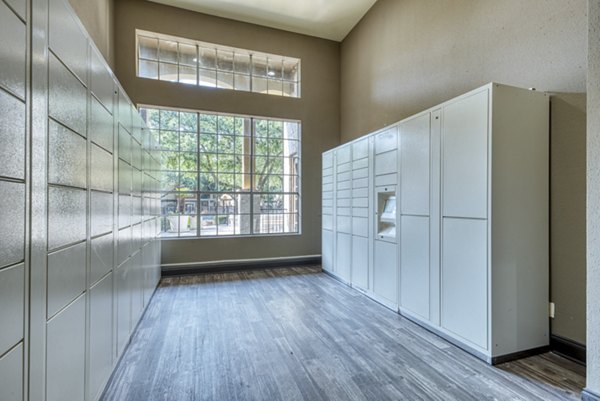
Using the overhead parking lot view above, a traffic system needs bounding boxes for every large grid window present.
[140,107,301,238]
[137,30,301,98]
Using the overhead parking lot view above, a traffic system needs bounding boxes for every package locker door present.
[351,236,369,289]
[441,218,488,349]
[0,343,23,401]
[335,145,352,281]
[322,229,334,273]
[88,273,114,401]
[442,89,489,219]
[46,295,86,401]
[351,138,370,290]
[400,216,430,319]
[373,240,398,305]
[322,151,335,273]
[400,114,430,216]
[399,113,431,319]
[336,233,352,282]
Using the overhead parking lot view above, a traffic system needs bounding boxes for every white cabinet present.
[17,2,164,401]
[351,236,369,289]
[335,144,353,283]
[374,151,397,176]
[46,295,86,401]
[88,274,114,401]
[0,343,23,401]
[322,229,334,273]
[439,84,549,361]
[350,137,371,291]
[0,264,24,355]
[373,240,398,307]
[336,233,352,282]
[373,127,399,307]
[400,113,430,216]
[442,90,489,219]
[441,218,488,349]
[352,137,369,159]
[399,112,435,321]
[321,151,335,274]
[322,83,549,364]
[400,216,430,319]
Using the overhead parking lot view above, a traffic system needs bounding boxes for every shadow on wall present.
[549,92,587,346]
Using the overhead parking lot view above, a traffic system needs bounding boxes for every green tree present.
[142,108,297,196]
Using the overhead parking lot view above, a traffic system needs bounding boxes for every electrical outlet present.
[549,302,555,318]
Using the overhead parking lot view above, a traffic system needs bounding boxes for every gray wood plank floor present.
[100,266,586,401]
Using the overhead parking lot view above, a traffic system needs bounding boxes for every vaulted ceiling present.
[147,0,378,41]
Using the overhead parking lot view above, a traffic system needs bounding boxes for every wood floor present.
[100,266,586,401]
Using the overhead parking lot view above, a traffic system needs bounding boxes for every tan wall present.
[69,0,114,67]
[587,0,600,391]
[341,0,587,141]
[340,0,587,344]
[114,0,340,266]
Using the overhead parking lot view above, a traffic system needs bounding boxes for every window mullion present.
[214,49,218,88]
[249,54,253,93]
[250,117,255,235]
[196,45,199,86]
[196,111,200,237]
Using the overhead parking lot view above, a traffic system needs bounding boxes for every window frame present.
[136,30,301,98]
[140,104,302,239]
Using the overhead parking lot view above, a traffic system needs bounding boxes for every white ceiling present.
[147,0,378,41]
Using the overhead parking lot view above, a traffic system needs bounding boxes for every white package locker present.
[350,137,371,291]
[438,84,549,362]
[321,151,335,274]
[7,1,166,400]
[372,127,399,309]
[322,83,549,364]
[335,145,353,283]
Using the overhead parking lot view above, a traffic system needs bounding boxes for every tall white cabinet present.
[321,152,334,274]
[322,83,549,363]
[399,109,441,322]
[335,145,353,283]
[372,128,399,308]
[350,137,371,291]
[0,1,162,400]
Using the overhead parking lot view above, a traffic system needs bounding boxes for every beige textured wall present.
[69,0,114,67]
[341,0,587,141]
[586,0,600,394]
[114,0,340,266]
[340,0,588,344]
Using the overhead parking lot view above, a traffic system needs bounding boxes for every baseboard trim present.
[490,346,550,365]
[582,388,600,401]
[322,269,351,286]
[161,255,322,276]
[550,334,586,365]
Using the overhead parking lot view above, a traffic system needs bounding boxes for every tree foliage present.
[142,108,299,195]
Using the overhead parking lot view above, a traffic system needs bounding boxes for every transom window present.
[140,106,301,238]
[136,30,301,98]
